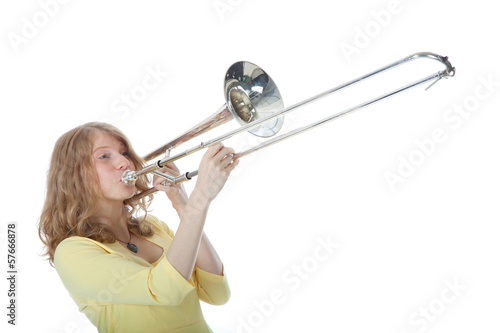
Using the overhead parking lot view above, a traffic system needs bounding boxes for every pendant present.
[127,243,138,253]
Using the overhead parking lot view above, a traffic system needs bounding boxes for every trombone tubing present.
[124,52,455,184]
[235,57,453,158]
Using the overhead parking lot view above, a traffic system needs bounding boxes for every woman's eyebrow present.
[93,143,127,154]
[92,146,111,154]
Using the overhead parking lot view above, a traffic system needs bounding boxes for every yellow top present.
[53,215,230,333]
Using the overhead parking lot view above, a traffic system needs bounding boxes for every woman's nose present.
[116,154,131,170]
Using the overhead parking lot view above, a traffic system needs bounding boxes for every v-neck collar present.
[109,230,171,266]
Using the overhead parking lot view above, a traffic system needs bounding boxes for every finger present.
[224,158,239,171]
[221,147,235,161]
[214,146,235,162]
[160,165,179,176]
[164,162,180,173]
[153,180,172,191]
[153,176,171,187]
[161,163,177,173]
[154,164,181,182]
[153,170,175,185]
[205,142,224,160]
[219,152,236,168]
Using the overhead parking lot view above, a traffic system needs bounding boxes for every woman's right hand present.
[193,142,239,203]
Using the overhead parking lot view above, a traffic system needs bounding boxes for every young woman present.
[38,122,239,332]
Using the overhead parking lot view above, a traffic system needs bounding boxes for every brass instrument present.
[122,52,455,198]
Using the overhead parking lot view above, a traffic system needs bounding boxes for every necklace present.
[116,232,138,253]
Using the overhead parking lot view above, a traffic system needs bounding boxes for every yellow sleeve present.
[54,236,195,306]
[194,265,231,305]
[156,216,175,238]
[150,215,231,305]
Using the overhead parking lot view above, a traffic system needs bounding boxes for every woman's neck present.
[95,199,130,239]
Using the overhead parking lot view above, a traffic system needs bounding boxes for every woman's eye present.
[122,152,130,157]
[98,154,109,159]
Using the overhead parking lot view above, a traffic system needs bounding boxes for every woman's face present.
[92,131,136,202]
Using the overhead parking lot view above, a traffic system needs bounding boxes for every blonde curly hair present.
[38,122,154,264]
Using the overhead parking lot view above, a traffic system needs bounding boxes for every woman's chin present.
[124,188,138,200]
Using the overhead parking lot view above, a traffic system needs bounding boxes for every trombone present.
[122,52,455,198]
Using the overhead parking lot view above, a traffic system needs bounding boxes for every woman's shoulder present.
[140,214,174,238]
[55,235,115,256]
[53,236,116,273]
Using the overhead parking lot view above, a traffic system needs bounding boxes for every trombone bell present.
[141,61,284,163]
[225,61,284,138]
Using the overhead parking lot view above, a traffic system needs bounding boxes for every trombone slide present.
[122,52,455,198]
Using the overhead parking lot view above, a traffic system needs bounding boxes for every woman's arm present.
[195,232,223,275]
[166,190,210,281]
[155,143,238,281]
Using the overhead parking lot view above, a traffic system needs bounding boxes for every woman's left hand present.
[153,162,188,214]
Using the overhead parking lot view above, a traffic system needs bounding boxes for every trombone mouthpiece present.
[121,170,137,185]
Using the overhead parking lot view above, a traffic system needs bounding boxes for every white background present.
[1,0,499,332]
